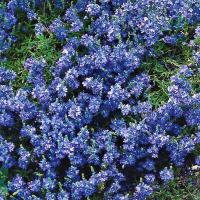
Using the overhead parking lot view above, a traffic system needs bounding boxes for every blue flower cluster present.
[1,0,200,199]
[0,4,16,59]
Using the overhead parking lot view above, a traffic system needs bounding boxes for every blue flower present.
[160,167,174,183]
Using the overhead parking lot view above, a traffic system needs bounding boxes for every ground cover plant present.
[1,0,200,199]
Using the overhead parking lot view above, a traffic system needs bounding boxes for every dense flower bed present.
[1,0,200,199]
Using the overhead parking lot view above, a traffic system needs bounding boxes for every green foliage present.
[143,40,193,108]
[1,24,61,89]
[0,167,8,196]
[150,176,200,200]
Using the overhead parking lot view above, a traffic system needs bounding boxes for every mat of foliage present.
[1,0,200,199]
